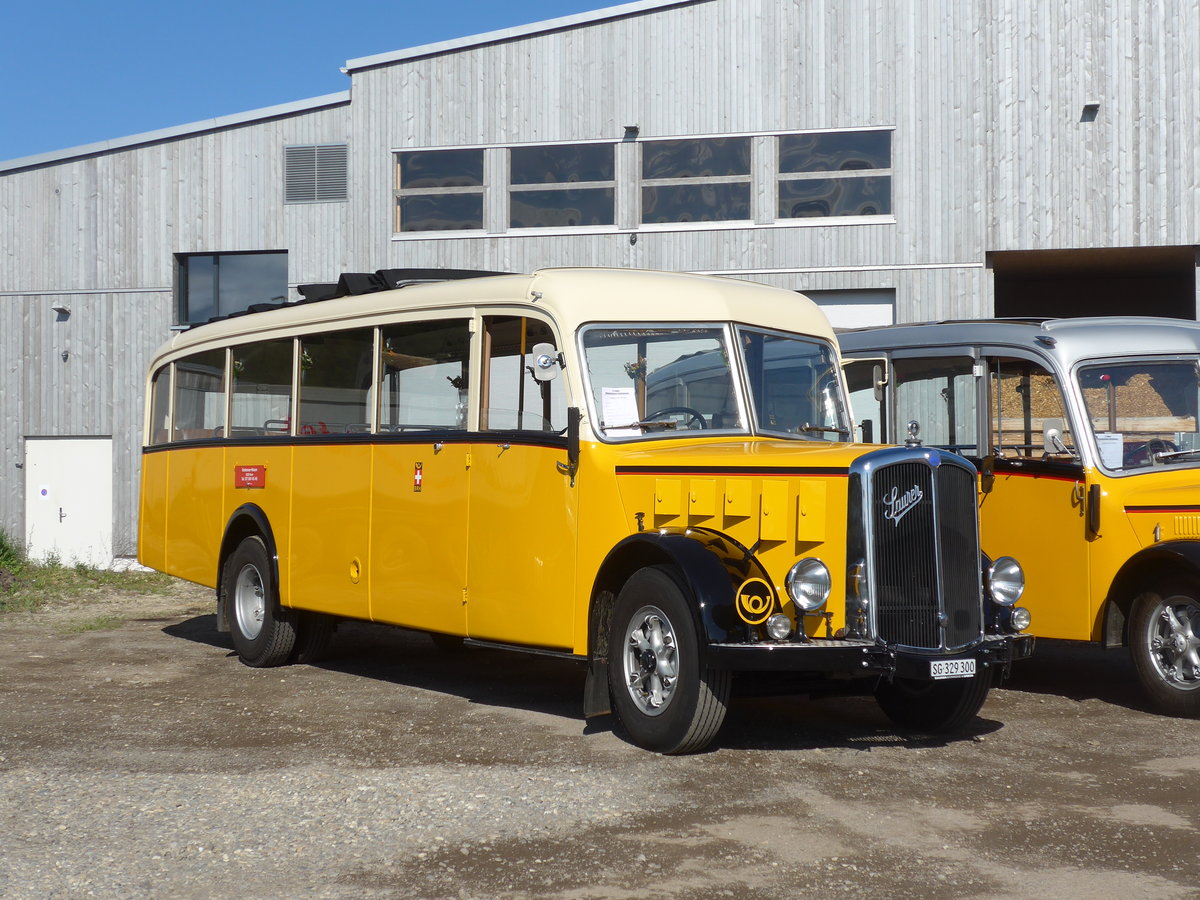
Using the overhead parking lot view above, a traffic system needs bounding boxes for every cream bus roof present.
[150,268,835,366]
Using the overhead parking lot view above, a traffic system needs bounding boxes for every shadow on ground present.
[998,637,1147,712]
[163,614,1009,753]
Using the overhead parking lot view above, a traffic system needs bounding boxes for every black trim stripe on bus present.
[988,457,1084,481]
[615,465,849,477]
[143,430,569,453]
[1126,505,1200,514]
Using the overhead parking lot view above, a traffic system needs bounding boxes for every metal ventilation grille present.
[935,463,983,649]
[285,144,348,203]
[868,457,983,651]
[872,461,939,648]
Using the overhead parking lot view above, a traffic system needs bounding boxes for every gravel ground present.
[1,584,1197,899]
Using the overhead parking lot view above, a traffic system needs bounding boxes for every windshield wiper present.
[799,423,850,437]
[603,420,678,433]
[1151,448,1200,463]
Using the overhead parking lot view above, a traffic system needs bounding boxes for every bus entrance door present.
[369,441,471,636]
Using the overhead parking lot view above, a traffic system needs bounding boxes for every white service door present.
[24,437,113,568]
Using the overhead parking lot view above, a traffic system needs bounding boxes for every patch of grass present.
[0,530,21,572]
[61,614,124,634]
[0,532,178,614]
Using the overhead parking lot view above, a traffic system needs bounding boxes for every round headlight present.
[786,558,831,612]
[1008,606,1032,632]
[987,556,1025,607]
[765,613,793,641]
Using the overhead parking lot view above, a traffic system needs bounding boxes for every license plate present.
[930,658,976,680]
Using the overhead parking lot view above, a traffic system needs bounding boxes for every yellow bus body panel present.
[978,468,1090,640]
[571,437,862,651]
[164,447,228,588]
[289,443,372,620]
[223,446,294,602]
[1089,469,1200,641]
[138,451,169,574]
[466,441,577,648]
[369,442,470,635]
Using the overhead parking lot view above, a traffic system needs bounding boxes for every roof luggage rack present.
[195,268,511,327]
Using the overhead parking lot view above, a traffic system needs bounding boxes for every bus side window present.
[894,356,979,454]
[379,319,472,432]
[172,349,227,442]
[481,316,566,432]
[989,357,1073,459]
[149,364,172,445]
[232,339,294,437]
[298,328,374,436]
[844,358,885,443]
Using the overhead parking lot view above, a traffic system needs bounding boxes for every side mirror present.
[530,342,562,382]
[980,453,995,494]
[557,406,581,486]
[872,362,888,403]
[1043,418,1068,454]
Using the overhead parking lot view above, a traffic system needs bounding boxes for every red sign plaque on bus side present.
[234,465,266,489]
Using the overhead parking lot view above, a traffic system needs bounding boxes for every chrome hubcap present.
[234,564,266,641]
[622,605,679,716]
[1147,597,1200,690]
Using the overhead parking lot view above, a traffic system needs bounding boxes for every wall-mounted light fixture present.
[51,305,70,321]
[623,124,640,141]
[1081,101,1100,122]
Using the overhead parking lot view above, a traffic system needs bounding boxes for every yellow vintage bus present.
[139,268,1032,753]
[841,318,1200,717]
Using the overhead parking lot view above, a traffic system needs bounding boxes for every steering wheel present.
[1123,438,1178,467]
[645,406,708,429]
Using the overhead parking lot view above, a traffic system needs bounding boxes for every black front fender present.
[1103,540,1200,647]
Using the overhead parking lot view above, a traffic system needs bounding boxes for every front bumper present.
[705,632,1034,679]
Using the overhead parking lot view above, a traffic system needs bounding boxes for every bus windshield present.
[581,324,849,440]
[1077,358,1200,471]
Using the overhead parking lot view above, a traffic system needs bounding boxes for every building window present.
[509,144,615,228]
[176,251,288,325]
[284,144,348,203]
[395,149,485,232]
[777,130,892,219]
[640,137,752,224]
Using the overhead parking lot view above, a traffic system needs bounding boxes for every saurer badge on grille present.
[881,484,924,526]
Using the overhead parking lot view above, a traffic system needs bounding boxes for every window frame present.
[507,142,618,231]
[391,127,896,241]
[576,321,753,444]
[776,127,895,223]
[638,136,754,228]
[175,250,289,326]
[394,148,487,234]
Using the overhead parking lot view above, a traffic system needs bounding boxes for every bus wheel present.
[874,669,993,732]
[1130,584,1200,717]
[608,566,729,754]
[225,536,296,668]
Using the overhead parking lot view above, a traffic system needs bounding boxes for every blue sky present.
[0,0,618,163]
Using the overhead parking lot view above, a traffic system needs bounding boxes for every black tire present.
[1129,584,1200,717]
[875,668,993,732]
[290,611,336,665]
[608,565,729,754]
[223,536,297,667]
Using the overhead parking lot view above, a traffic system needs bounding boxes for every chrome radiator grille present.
[854,449,983,651]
